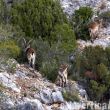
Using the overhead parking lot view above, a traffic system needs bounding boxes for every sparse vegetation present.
[0,40,20,58]
[0,84,6,92]
[62,90,80,102]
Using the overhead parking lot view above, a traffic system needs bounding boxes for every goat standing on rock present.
[23,38,36,69]
[56,64,69,87]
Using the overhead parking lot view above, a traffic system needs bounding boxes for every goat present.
[88,19,103,42]
[23,38,36,69]
[56,64,69,87]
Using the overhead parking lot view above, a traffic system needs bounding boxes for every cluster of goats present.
[22,18,104,87]
[22,38,69,87]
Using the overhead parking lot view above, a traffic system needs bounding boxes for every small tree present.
[0,40,20,58]
[96,63,108,79]
[89,80,107,101]
[50,23,76,52]
[11,0,67,41]
[72,7,93,40]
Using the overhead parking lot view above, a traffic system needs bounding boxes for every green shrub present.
[89,80,107,101]
[72,7,93,40]
[0,0,10,23]
[50,23,76,52]
[62,90,80,102]
[0,40,21,58]
[0,24,13,40]
[11,0,67,41]
[73,46,110,101]
[77,46,106,73]
[40,60,58,82]
[0,23,25,42]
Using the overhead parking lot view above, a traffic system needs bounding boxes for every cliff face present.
[0,58,101,110]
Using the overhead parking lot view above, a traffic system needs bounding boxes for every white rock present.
[40,88,64,104]
[0,72,20,93]
[40,89,53,104]
[52,91,64,103]
[16,98,45,110]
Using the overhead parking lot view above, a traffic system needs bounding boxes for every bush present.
[0,23,24,64]
[89,80,107,101]
[72,7,93,40]
[11,0,67,41]
[80,46,107,72]
[50,23,76,52]
[0,0,10,23]
[0,24,14,40]
[40,60,58,82]
[0,40,21,58]
[62,90,80,102]
[73,46,110,101]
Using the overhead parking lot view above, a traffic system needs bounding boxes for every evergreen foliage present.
[63,90,80,102]
[50,23,76,52]
[11,0,67,40]
[0,40,20,58]
[72,7,93,40]
[0,0,10,23]
[73,46,110,101]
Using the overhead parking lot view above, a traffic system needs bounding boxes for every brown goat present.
[57,64,69,87]
[23,38,36,69]
[88,19,103,42]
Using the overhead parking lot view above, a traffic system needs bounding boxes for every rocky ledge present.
[0,59,101,110]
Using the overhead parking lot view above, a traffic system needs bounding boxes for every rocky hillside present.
[61,0,110,49]
[1,0,110,109]
[60,0,110,16]
[0,59,102,110]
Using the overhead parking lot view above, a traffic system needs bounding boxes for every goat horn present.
[27,39,33,45]
[23,37,26,45]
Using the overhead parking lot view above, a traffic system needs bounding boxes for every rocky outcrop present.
[0,58,102,110]
[60,0,110,16]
